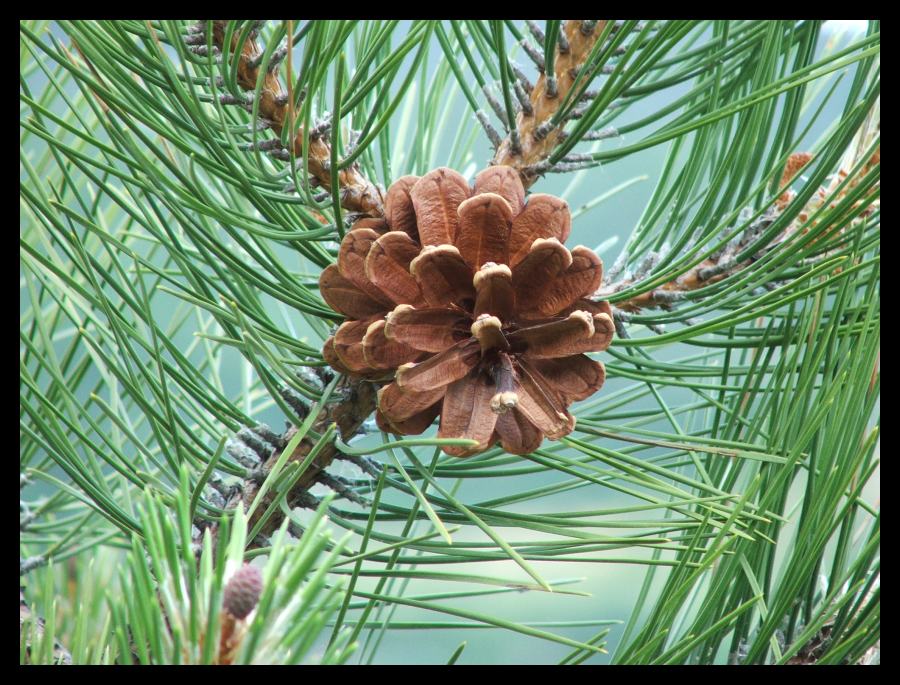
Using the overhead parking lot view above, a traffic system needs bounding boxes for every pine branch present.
[201,22,879,547]
[200,20,384,217]
[205,376,378,549]
[492,20,608,187]
[600,209,779,313]
[218,16,609,547]
[602,141,881,315]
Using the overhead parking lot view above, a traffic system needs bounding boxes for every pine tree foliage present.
[20,20,879,664]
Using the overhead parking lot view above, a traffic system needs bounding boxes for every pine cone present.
[320,166,613,456]
[222,564,263,620]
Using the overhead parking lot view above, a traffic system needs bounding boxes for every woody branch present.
[194,20,384,217]
[603,143,879,322]
[490,20,609,188]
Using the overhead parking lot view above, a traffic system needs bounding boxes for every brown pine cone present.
[319,166,613,456]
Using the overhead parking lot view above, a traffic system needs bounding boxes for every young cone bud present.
[222,564,263,620]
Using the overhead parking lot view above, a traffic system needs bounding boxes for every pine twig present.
[600,140,880,314]
[596,207,780,313]
[200,21,383,216]
[525,20,545,45]
[207,377,378,548]
[492,20,608,188]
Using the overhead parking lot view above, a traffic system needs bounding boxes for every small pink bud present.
[222,564,263,620]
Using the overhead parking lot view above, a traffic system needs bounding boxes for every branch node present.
[241,137,283,152]
[220,93,252,108]
[245,117,274,132]
[294,489,321,510]
[247,20,267,39]
[564,103,590,121]
[545,75,558,99]
[20,555,45,575]
[293,366,324,391]
[611,309,631,339]
[513,80,534,116]
[525,20,545,44]
[246,42,285,71]
[519,39,545,70]
[525,160,551,175]
[206,472,237,500]
[280,386,312,421]
[476,111,504,149]
[510,62,534,93]
[532,120,554,142]
[547,161,596,173]
[632,250,661,281]
[480,84,509,128]
[651,289,685,304]
[561,152,593,164]
[266,46,289,72]
[236,426,277,461]
[20,504,36,531]
[509,129,523,156]
[252,423,286,448]
[336,453,383,477]
[315,472,368,506]
[226,438,262,468]
[309,115,332,142]
[698,257,736,281]
[246,466,268,485]
[583,126,620,141]
[189,44,221,59]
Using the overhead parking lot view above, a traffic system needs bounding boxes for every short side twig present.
[200,21,384,216]
[492,20,608,188]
